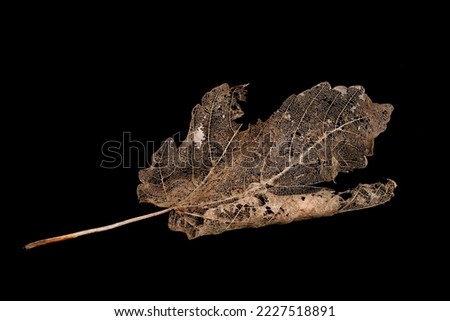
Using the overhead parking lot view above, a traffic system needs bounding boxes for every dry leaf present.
[25,82,395,249]
[138,82,395,239]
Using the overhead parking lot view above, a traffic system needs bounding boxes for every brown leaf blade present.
[138,82,396,239]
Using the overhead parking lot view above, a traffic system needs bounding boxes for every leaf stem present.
[24,208,173,250]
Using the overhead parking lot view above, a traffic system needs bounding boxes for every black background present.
[7,6,447,301]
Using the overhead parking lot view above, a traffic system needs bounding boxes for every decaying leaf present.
[138,82,395,239]
[25,82,395,249]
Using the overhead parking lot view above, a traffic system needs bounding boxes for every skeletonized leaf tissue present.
[25,82,396,249]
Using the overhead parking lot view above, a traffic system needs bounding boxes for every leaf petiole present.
[24,208,173,250]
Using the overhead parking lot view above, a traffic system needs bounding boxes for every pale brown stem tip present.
[24,208,173,250]
[24,234,77,250]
